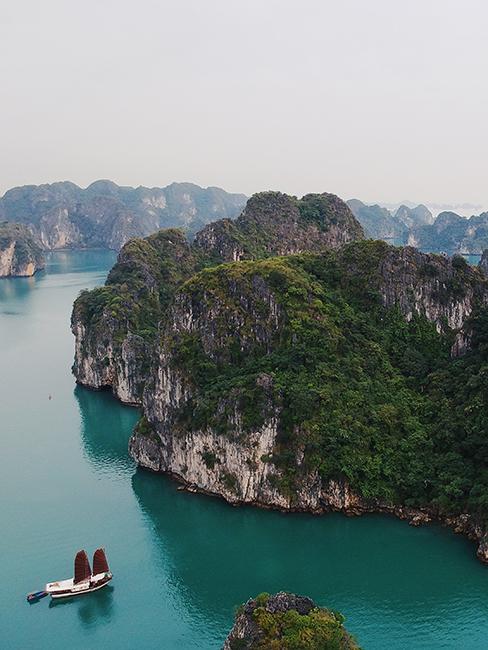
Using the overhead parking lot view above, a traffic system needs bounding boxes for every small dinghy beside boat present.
[44,548,112,599]
[26,590,48,603]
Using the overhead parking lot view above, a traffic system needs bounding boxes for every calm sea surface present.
[1,250,488,649]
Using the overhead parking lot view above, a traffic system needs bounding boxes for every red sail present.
[93,548,109,575]
[74,550,92,584]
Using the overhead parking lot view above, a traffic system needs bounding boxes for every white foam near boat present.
[45,548,112,599]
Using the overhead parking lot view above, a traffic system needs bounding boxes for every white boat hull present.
[51,579,110,599]
[46,571,112,599]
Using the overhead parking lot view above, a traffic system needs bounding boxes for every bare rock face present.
[394,204,433,228]
[476,533,488,563]
[0,222,45,277]
[372,246,487,355]
[71,228,198,404]
[336,244,487,335]
[223,592,360,650]
[72,321,148,404]
[0,180,247,251]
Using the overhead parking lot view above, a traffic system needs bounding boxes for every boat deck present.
[46,572,110,595]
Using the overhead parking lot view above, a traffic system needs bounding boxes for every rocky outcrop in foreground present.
[223,592,360,649]
[0,180,247,250]
[127,241,488,561]
[0,222,45,277]
[73,192,488,564]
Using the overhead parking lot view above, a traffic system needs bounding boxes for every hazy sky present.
[1,0,487,205]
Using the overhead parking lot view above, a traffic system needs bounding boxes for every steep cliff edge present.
[0,222,45,277]
[72,191,488,561]
[72,191,363,403]
[71,228,199,403]
[223,592,360,650]
[129,241,488,559]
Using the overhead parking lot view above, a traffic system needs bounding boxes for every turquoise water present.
[1,251,488,649]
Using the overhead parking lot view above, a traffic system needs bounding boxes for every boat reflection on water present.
[75,381,488,648]
[49,584,115,626]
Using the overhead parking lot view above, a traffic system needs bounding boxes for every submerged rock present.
[223,592,360,649]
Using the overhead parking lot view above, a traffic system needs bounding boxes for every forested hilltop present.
[72,190,488,561]
[223,592,360,650]
[0,180,246,250]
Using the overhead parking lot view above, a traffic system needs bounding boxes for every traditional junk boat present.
[44,548,112,599]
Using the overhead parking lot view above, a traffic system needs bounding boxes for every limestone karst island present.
[4,1,488,649]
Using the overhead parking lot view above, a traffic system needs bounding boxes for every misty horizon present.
[1,176,487,219]
[2,0,488,208]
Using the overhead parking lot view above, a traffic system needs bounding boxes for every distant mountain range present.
[2,180,487,256]
[348,199,488,254]
[0,181,247,250]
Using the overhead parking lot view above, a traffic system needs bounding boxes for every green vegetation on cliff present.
[74,192,488,530]
[74,229,199,341]
[72,190,362,402]
[224,592,360,650]
[165,241,488,520]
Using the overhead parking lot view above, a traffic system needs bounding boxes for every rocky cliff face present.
[71,228,199,403]
[127,240,488,560]
[73,194,488,562]
[369,246,485,354]
[223,592,360,650]
[72,321,149,404]
[0,222,45,277]
[195,191,363,262]
[131,243,487,497]
[72,190,363,403]
[0,180,247,250]
[394,203,433,228]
